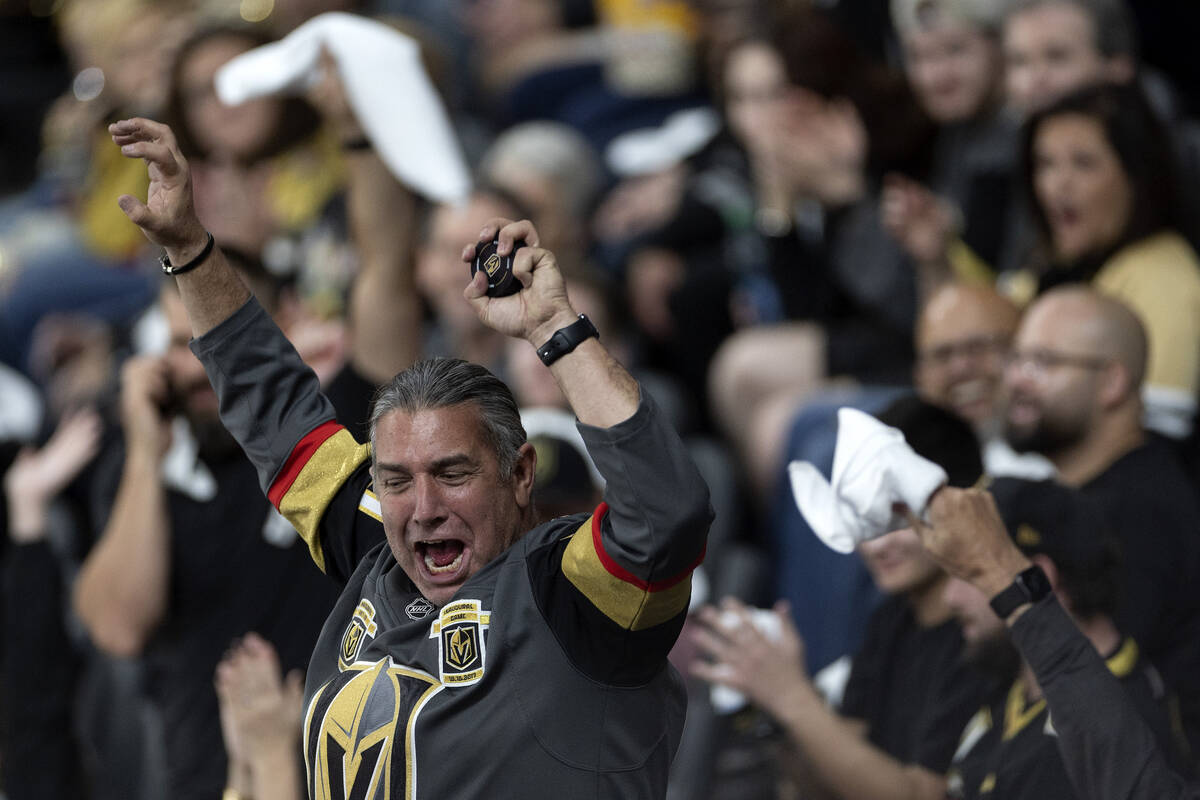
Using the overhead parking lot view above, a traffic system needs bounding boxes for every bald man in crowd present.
[1003,285,1200,753]
[914,283,1052,477]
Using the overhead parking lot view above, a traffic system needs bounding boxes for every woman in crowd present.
[163,24,344,265]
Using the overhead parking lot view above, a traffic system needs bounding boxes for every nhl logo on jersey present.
[338,598,379,671]
[428,599,490,685]
[405,597,435,620]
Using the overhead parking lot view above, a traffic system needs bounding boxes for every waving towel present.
[215,12,470,204]
[788,407,947,553]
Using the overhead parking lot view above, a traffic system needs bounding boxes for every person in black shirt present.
[73,282,341,800]
[842,398,993,773]
[693,397,992,795]
[1003,286,1200,753]
[693,439,1186,799]
[910,480,1199,800]
[943,477,1190,798]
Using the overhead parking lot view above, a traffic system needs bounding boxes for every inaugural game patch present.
[429,599,491,685]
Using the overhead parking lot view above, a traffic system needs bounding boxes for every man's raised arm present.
[460,219,711,660]
[111,118,249,335]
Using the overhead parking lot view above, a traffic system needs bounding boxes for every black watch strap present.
[160,232,215,275]
[537,314,598,366]
[989,565,1052,619]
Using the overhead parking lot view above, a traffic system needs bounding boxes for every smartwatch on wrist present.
[537,314,598,366]
[989,565,1051,619]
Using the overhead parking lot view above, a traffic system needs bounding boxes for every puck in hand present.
[471,239,524,297]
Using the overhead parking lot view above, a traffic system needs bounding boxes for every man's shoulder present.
[1088,439,1200,514]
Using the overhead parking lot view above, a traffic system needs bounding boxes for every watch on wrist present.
[537,314,598,367]
[989,565,1051,619]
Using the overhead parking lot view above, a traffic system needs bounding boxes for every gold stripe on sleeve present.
[278,429,372,572]
[562,516,692,631]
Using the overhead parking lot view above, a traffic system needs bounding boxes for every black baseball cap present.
[531,433,601,515]
[876,395,984,489]
[989,476,1120,618]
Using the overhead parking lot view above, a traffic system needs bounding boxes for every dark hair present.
[1020,82,1180,264]
[768,3,934,178]
[369,358,527,477]
[163,25,321,164]
[876,395,984,489]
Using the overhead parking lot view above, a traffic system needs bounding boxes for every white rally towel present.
[788,407,947,553]
[214,12,470,205]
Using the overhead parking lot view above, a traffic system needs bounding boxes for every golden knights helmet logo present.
[339,599,380,670]
[483,252,501,278]
[427,599,490,685]
[305,659,442,800]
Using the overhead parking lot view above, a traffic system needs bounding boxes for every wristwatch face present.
[1018,564,1052,599]
[990,565,1051,619]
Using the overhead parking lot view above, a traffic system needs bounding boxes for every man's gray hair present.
[369,358,528,477]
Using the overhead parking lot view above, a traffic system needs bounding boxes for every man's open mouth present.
[418,540,466,575]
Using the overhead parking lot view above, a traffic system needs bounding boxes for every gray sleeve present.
[575,390,712,590]
[189,297,338,494]
[1011,596,1198,800]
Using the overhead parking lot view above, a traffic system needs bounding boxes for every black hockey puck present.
[471,239,524,297]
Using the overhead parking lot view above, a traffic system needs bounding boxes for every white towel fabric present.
[788,407,947,553]
[709,608,782,714]
[605,107,721,177]
[214,12,470,205]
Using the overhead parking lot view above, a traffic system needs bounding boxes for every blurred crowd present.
[2,0,1200,797]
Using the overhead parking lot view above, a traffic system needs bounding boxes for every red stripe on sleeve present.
[589,502,706,591]
[267,420,343,509]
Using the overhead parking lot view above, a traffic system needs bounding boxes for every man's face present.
[161,290,219,423]
[902,21,1001,124]
[859,528,943,596]
[1003,3,1109,116]
[372,403,534,607]
[1002,299,1106,455]
[416,194,518,334]
[915,289,1015,429]
[943,575,1006,653]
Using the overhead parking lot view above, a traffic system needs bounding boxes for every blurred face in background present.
[505,281,610,409]
[1032,113,1132,262]
[160,289,218,423]
[901,19,1002,123]
[724,40,789,155]
[915,286,1018,431]
[1003,294,1108,455]
[943,575,1005,650]
[459,0,563,54]
[161,288,240,459]
[859,528,944,596]
[178,34,283,161]
[416,193,521,335]
[1003,2,1127,116]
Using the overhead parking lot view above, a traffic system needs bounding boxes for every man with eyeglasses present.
[1002,285,1200,758]
[914,283,1053,478]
